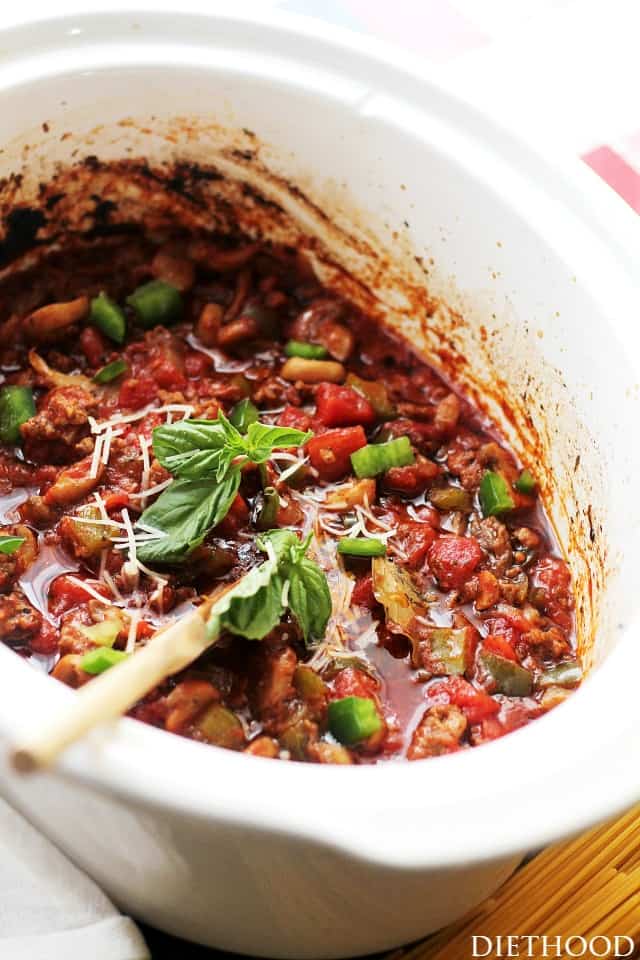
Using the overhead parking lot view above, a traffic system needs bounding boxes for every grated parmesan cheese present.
[100,425,124,466]
[406,504,429,523]
[138,435,152,507]
[388,545,409,562]
[125,609,142,653]
[73,516,126,529]
[92,491,110,521]
[88,433,105,480]
[278,455,309,484]
[120,509,139,591]
[90,403,195,436]
[101,568,123,603]
[355,503,395,532]
[127,478,172,501]
[66,576,114,605]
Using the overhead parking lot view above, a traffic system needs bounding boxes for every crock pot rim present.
[0,3,639,871]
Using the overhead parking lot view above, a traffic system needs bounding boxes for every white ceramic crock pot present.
[0,4,640,957]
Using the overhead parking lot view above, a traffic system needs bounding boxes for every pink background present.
[276,0,640,213]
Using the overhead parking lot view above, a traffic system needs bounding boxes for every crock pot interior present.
[0,80,633,672]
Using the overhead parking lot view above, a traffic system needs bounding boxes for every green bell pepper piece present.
[0,386,35,445]
[537,660,581,688]
[328,696,382,745]
[480,650,533,696]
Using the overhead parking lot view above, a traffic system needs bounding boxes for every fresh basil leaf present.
[229,398,259,433]
[215,410,246,454]
[206,555,285,641]
[0,535,25,555]
[257,529,331,643]
[137,468,241,563]
[152,413,311,482]
[245,422,311,463]
[288,558,332,642]
[288,531,313,567]
[152,419,225,456]
[152,420,229,478]
[204,527,332,645]
[222,573,285,640]
[256,528,300,564]
[164,449,231,480]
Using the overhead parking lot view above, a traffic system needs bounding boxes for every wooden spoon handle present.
[12,605,212,773]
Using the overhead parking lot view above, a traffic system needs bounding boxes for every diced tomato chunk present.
[315,383,375,428]
[483,616,520,650]
[529,556,573,631]
[49,575,109,616]
[277,405,313,432]
[30,620,59,655]
[475,700,539,744]
[427,676,499,725]
[383,460,439,497]
[150,359,187,391]
[136,620,155,640]
[351,574,377,610]
[306,426,367,481]
[490,605,531,634]
[427,535,483,590]
[118,376,158,410]
[104,492,130,513]
[275,498,304,527]
[395,521,437,569]
[332,666,378,701]
[79,325,108,367]
[184,351,212,378]
[483,633,518,662]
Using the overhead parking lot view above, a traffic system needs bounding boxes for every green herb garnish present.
[151,411,311,481]
[229,397,259,433]
[136,470,242,564]
[206,529,331,645]
[135,413,312,564]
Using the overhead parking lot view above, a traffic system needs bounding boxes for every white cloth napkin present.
[0,798,150,960]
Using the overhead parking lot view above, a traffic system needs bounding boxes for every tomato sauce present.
[0,233,579,763]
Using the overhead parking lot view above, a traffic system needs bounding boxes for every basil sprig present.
[136,470,241,563]
[206,529,332,645]
[152,412,311,481]
[135,413,311,564]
